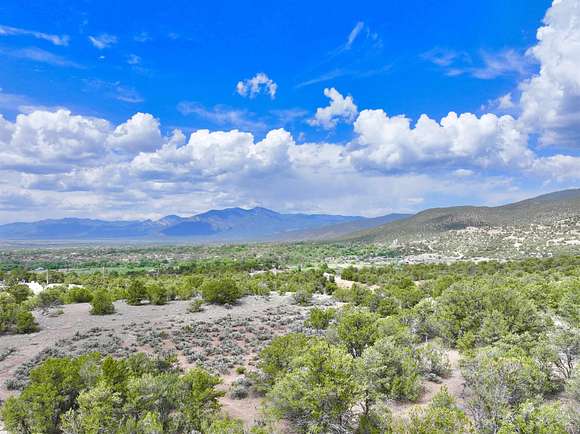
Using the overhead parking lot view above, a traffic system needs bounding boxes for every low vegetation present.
[0,251,578,432]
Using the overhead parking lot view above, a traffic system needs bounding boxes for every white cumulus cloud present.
[308,88,358,129]
[236,73,277,99]
[518,0,580,147]
[350,110,533,172]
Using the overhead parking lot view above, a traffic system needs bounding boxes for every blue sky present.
[0,0,579,222]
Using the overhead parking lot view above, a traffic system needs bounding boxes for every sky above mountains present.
[0,0,579,223]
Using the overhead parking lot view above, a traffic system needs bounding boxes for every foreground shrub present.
[497,401,570,434]
[90,290,115,315]
[462,347,551,433]
[306,307,336,330]
[1,353,227,434]
[201,278,242,305]
[334,306,380,357]
[417,340,452,378]
[6,284,33,304]
[36,287,65,308]
[258,333,313,383]
[395,387,474,433]
[267,341,360,433]
[0,293,38,335]
[360,336,422,402]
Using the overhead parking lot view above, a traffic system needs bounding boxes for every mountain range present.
[0,188,578,244]
[0,207,410,242]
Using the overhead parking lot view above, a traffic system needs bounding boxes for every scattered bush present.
[360,336,422,402]
[36,287,65,308]
[6,284,33,304]
[188,298,204,313]
[90,290,115,315]
[64,286,93,304]
[418,340,452,378]
[334,306,380,358]
[126,280,146,305]
[201,278,242,305]
[147,283,167,305]
[292,289,312,305]
[306,307,336,330]
[0,293,38,335]
[15,309,39,334]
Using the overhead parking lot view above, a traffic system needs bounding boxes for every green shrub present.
[498,401,570,434]
[126,280,146,305]
[6,284,33,304]
[334,306,380,358]
[201,278,242,305]
[188,299,204,313]
[462,347,552,433]
[267,340,360,433]
[1,353,224,433]
[418,340,451,378]
[292,289,312,305]
[395,387,473,433]
[90,290,115,315]
[258,333,313,383]
[64,286,93,304]
[177,275,205,300]
[15,309,39,334]
[147,283,167,305]
[37,287,65,308]
[306,307,336,329]
[360,336,422,401]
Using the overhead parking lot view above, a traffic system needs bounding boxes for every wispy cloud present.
[0,24,69,46]
[127,54,141,65]
[346,22,365,50]
[421,47,467,67]
[88,34,118,49]
[134,32,152,43]
[83,79,144,103]
[270,108,309,125]
[298,21,385,88]
[296,65,391,88]
[0,46,81,68]
[471,49,531,79]
[423,47,532,80]
[0,88,31,111]
[0,88,65,113]
[178,102,267,131]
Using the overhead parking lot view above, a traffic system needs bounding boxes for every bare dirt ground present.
[0,293,326,432]
[0,294,298,400]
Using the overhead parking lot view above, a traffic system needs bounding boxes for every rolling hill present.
[340,189,580,249]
